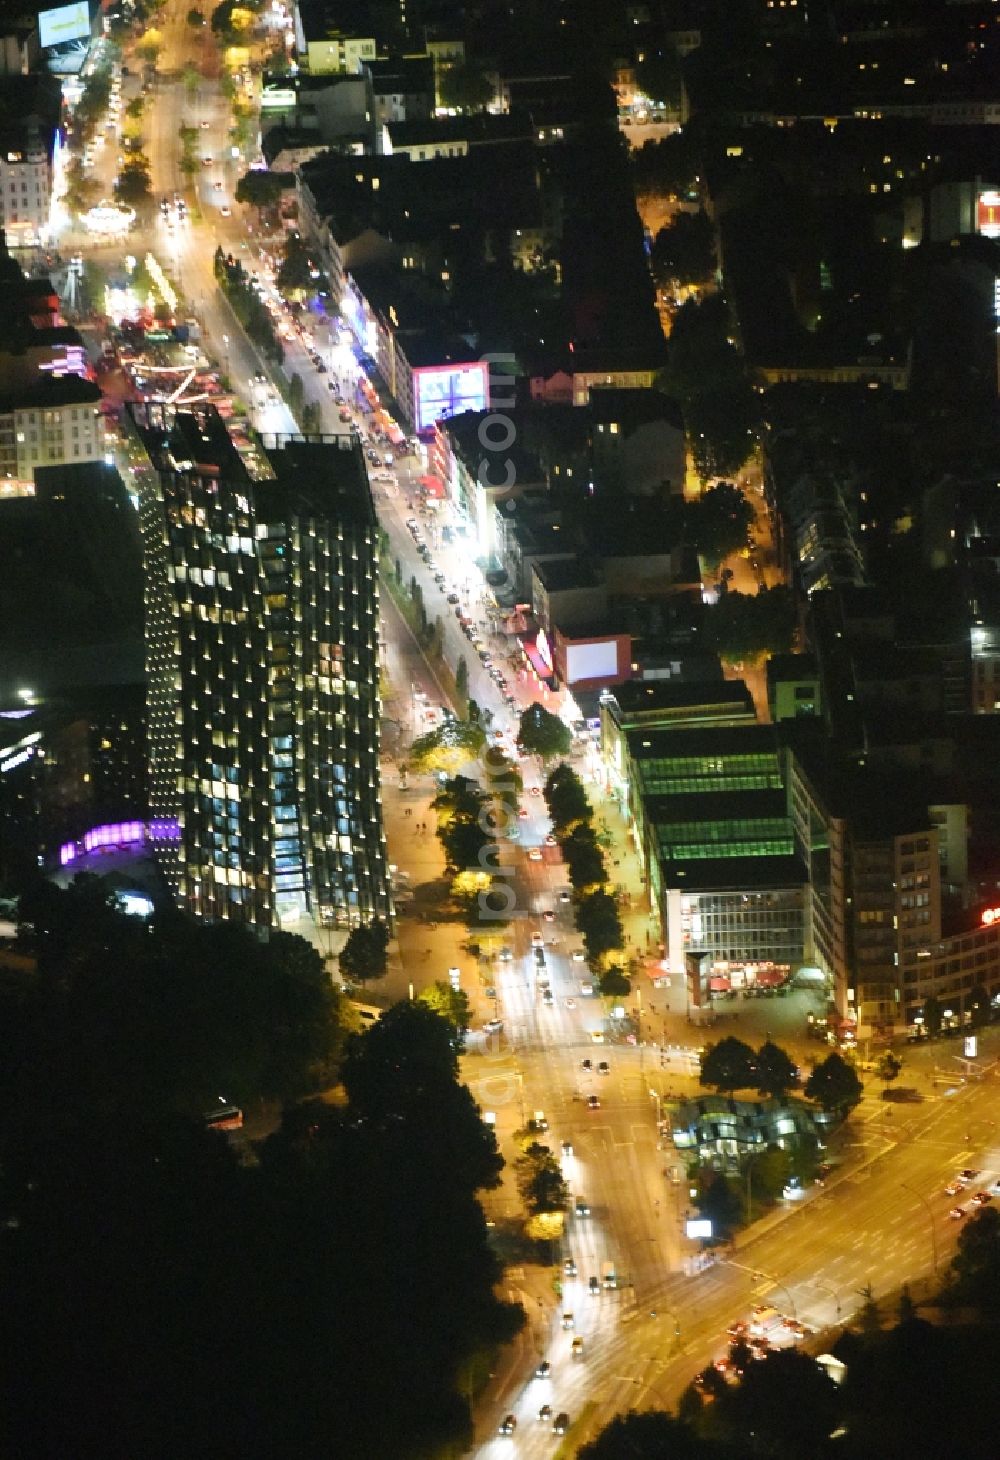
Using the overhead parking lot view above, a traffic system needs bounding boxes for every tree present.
[235,168,286,218]
[338,920,390,985]
[699,1036,756,1094]
[698,1169,742,1238]
[631,131,700,201]
[516,1145,568,1215]
[562,824,607,890]
[598,964,631,999]
[720,1348,841,1459]
[578,1410,720,1459]
[706,584,797,665]
[746,1144,792,1204]
[417,980,471,1052]
[277,233,316,292]
[517,703,572,762]
[455,655,469,699]
[575,888,625,962]
[950,1205,1000,1312]
[921,993,943,1037]
[634,48,683,110]
[186,5,204,23]
[686,380,759,480]
[438,62,494,113]
[125,96,145,121]
[754,1039,798,1099]
[113,159,153,210]
[544,762,593,834]
[877,1051,902,1088]
[135,29,163,65]
[650,210,716,287]
[410,719,486,777]
[805,1051,863,1114]
[287,371,304,415]
[300,401,320,434]
[686,481,755,570]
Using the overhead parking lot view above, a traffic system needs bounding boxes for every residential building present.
[0,76,61,246]
[128,404,391,931]
[0,376,104,481]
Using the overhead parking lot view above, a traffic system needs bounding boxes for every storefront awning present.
[419,474,446,498]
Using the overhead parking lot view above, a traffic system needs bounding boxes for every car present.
[558,889,572,903]
[200,118,210,128]
[563,1257,577,1276]
[581,1058,592,1071]
[433,572,446,584]
[531,931,544,947]
[446,593,460,605]
[538,1404,553,1421]
[553,1412,570,1435]
[529,785,541,796]
[566,997,576,1009]
[949,1206,967,1220]
[587,1094,602,1111]
[542,909,555,922]
[545,833,557,846]
[533,1111,549,1131]
[201,154,213,165]
[589,1029,604,1043]
[597,1060,610,1075]
[945,1181,964,1196]
[571,1336,584,1356]
[213,180,224,191]
[499,946,513,962]
[498,1413,517,1435]
[542,989,554,1005]
[575,1199,590,1217]
[972,1190,993,1206]
[588,1275,600,1294]
[572,949,586,962]
[518,806,529,819]
[535,1359,551,1378]
[562,1311,575,1329]
[561,1140,573,1157]
[219,204,231,216]
[484,1018,503,1034]
[528,847,543,861]
[959,1169,980,1183]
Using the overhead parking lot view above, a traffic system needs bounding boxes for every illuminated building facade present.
[129,404,390,931]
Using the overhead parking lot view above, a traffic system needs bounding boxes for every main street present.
[91,15,1000,1455]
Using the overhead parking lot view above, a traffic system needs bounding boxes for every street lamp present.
[901,1182,938,1273]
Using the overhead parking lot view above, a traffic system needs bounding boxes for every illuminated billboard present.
[978,191,1000,238]
[38,1,91,48]
[564,638,622,685]
[413,362,488,433]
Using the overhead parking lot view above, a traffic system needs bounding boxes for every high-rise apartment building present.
[128,403,390,931]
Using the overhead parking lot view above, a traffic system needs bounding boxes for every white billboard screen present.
[564,639,619,684]
[39,2,91,48]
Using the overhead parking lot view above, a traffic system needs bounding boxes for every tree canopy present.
[687,481,755,569]
[706,584,797,664]
[438,62,494,112]
[754,1039,799,1099]
[544,761,593,834]
[805,1050,863,1113]
[651,209,716,287]
[699,1036,756,1094]
[409,718,486,776]
[338,919,390,985]
[517,703,572,762]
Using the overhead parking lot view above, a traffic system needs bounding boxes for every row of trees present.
[700,1034,864,1115]
[543,763,628,989]
[659,294,759,481]
[706,583,798,663]
[213,247,284,366]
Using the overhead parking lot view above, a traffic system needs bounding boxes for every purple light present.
[58,818,179,867]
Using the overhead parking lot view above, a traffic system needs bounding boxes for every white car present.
[528,847,543,861]
[531,931,544,947]
[571,949,586,963]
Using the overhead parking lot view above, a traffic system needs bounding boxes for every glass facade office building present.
[130,404,390,930]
